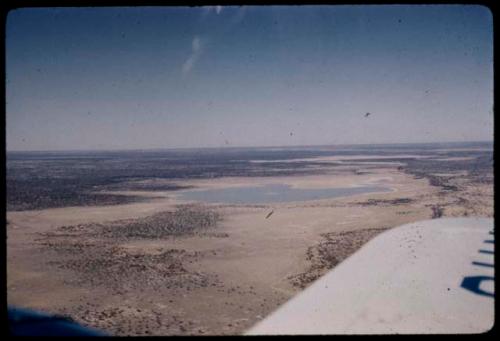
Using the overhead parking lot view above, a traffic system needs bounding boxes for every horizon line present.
[6,140,494,154]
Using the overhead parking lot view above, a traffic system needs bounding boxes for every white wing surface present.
[246,218,494,334]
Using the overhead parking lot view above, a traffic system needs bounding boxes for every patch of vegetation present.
[100,205,222,239]
[356,198,414,206]
[288,227,388,289]
[431,205,444,219]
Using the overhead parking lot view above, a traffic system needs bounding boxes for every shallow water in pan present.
[177,183,391,204]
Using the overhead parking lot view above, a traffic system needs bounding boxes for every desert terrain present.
[6,142,493,335]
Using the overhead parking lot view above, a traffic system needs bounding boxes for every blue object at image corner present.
[8,306,108,336]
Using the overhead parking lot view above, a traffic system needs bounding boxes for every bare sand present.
[6,163,493,335]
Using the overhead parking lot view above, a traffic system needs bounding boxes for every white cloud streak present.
[200,6,223,18]
[182,36,203,75]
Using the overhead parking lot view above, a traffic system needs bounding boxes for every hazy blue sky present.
[6,5,493,151]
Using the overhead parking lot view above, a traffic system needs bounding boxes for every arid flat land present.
[6,142,493,335]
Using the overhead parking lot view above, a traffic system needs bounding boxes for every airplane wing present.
[246,217,494,334]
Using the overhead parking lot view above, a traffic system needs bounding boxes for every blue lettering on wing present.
[460,232,494,298]
[460,276,494,298]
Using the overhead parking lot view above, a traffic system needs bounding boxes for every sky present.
[6,5,494,151]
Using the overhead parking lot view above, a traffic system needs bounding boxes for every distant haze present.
[6,5,493,151]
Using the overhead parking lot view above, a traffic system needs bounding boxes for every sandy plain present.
[6,156,493,335]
